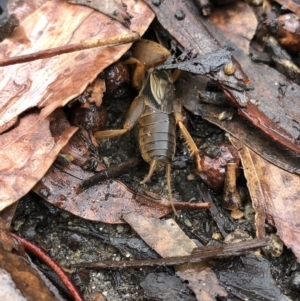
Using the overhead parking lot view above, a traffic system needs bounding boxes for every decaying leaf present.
[175,72,300,175]
[0,111,77,211]
[209,1,257,53]
[67,0,133,28]
[0,220,62,301]
[217,254,291,301]
[176,263,227,301]
[0,0,153,133]
[33,161,171,224]
[123,212,197,257]
[207,4,300,154]
[231,137,300,261]
[140,273,196,301]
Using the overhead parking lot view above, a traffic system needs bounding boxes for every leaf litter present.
[1,0,300,298]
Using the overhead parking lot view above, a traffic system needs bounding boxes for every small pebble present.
[152,0,161,6]
[212,232,222,240]
[290,271,300,292]
[175,10,185,20]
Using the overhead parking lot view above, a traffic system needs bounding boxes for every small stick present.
[78,157,143,192]
[10,233,86,301]
[0,32,140,67]
[72,237,269,269]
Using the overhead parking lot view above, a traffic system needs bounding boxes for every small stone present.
[152,0,161,6]
[175,10,185,20]
[212,232,222,240]
[290,271,300,292]
[187,173,195,181]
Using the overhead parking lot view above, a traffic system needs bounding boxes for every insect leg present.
[124,57,145,90]
[94,95,145,139]
[173,98,202,171]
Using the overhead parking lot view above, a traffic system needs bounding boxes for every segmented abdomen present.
[137,105,176,165]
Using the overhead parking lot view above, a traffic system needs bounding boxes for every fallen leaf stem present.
[73,237,269,269]
[10,233,85,301]
[0,32,140,67]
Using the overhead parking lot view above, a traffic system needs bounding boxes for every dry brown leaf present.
[123,212,197,257]
[33,162,171,224]
[176,263,228,301]
[209,1,257,53]
[123,212,228,300]
[0,111,77,211]
[0,0,154,133]
[230,137,300,261]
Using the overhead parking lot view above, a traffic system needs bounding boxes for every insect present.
[95,67,201,214]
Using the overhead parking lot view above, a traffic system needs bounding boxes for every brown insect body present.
[138,104,176,166]
[137,69,176,171]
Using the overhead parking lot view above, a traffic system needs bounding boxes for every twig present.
[78,157,143,192]
[72,237,269,269]
[0,32,140,67]
[10,233,86,301]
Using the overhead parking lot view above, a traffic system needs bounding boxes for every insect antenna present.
[140,160,157,185]
[166,164,178,216]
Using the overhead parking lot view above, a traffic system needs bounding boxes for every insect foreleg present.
[94,95,145,139]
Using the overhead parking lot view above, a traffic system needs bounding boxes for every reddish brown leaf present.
[0,111,77,211]
[0,0,154,133]
[230,137,300,261]
[209,1,257,53]
[33,162,171,224]
[0,221,61,301]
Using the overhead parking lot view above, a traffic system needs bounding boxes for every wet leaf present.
[67,0,133,27]
[0,111,77,211]
[209,1,257,53]
[206,6,300,155]
[123,212,197,257]
[0,220,62,301]
[230,137,300,261]
[176,72,300,175]
[217,254,291,301]
[140,273,196,301]
[33,161,171,224]
[0,0,153,133]
[176,263,227,301]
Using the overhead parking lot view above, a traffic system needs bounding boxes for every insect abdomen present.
[138,105,176,164]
